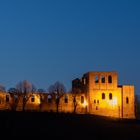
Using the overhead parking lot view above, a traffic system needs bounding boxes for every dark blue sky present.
[0,0,140,94]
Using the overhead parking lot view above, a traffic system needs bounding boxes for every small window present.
[126,97,129,104]
[97,100,99,104]
[95,75,99,83]
[83,78,86,85]
[108,76,112,83]
[101,76,105,83]
[31,96,35,102]
[81,96,84,104]
[40,96,44,103]
[6,95,10,102]
[56,95,59,99]
[109,93,113,100]
[64,96,68,103]
[94,100,96,104]
[23,96,27,102]
[56,97,60,103]
[48,95,52,103]
[14,95,18,102]
[96,106,98,110]
[102,93,105,99]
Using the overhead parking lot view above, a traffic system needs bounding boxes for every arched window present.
[48,95,52,103]
[40,96,44,103]
[97,100,99,104]
[101,75,105,83]
[96,106,98,110]
[31,95,35,102]
[14,95,18,102]
[64,96,68,103]
[6,95,10,102]
[83,78,86,85]
[56,95,60,104]
[24,96,27,101]
[126,97,129,104]
[108,76,112,83]
[94,100,96,104]
[102,93,105,99]
[95,75,99,83]
[109,93,113,100]
[81,96,84,104]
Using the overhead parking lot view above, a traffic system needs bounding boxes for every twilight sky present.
[0,0,140,94]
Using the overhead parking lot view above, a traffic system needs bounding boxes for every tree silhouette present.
[69,88,78,113]
[72,94,78,113]
[0,84,6,92]
[48,81,66,113]
[16,80,36,111]
[8,88,21,111]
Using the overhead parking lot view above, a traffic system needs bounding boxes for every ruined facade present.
[73,72,135,119]
[0,71,135,119]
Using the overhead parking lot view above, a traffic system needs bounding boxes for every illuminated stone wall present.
[73,71,135,119]
[41,93,87,114]
[87,72,121,117]
[122,86,135,118]
[0,93,11,110]
[0,92,87,114]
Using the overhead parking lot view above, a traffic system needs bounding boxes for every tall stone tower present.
[72,71,135,119]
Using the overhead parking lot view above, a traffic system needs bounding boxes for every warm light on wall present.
[31,96,41,105]
[107,97,118,107]
[82,100,88,107]
[112,97,118,106]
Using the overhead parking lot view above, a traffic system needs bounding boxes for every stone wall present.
[122,85,135,119]
[0,92,87,114]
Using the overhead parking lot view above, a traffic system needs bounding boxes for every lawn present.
[1,112,140,140]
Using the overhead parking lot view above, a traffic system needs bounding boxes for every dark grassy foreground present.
[0,112,140,140]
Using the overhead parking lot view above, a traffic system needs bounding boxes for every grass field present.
[0,112,140,140]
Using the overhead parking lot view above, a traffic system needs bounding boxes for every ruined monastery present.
[0,71,135,119]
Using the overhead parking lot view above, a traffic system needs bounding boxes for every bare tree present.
[48,81,66,113]
[0,84,6,92]
[8,88,21,111]
[31,84,37,93]
[69,88,78,113]
[16,80,36,111]
[71,86,80,114]
[72,78,87,113]
[72,94,78,113]
[38,88,46,93]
